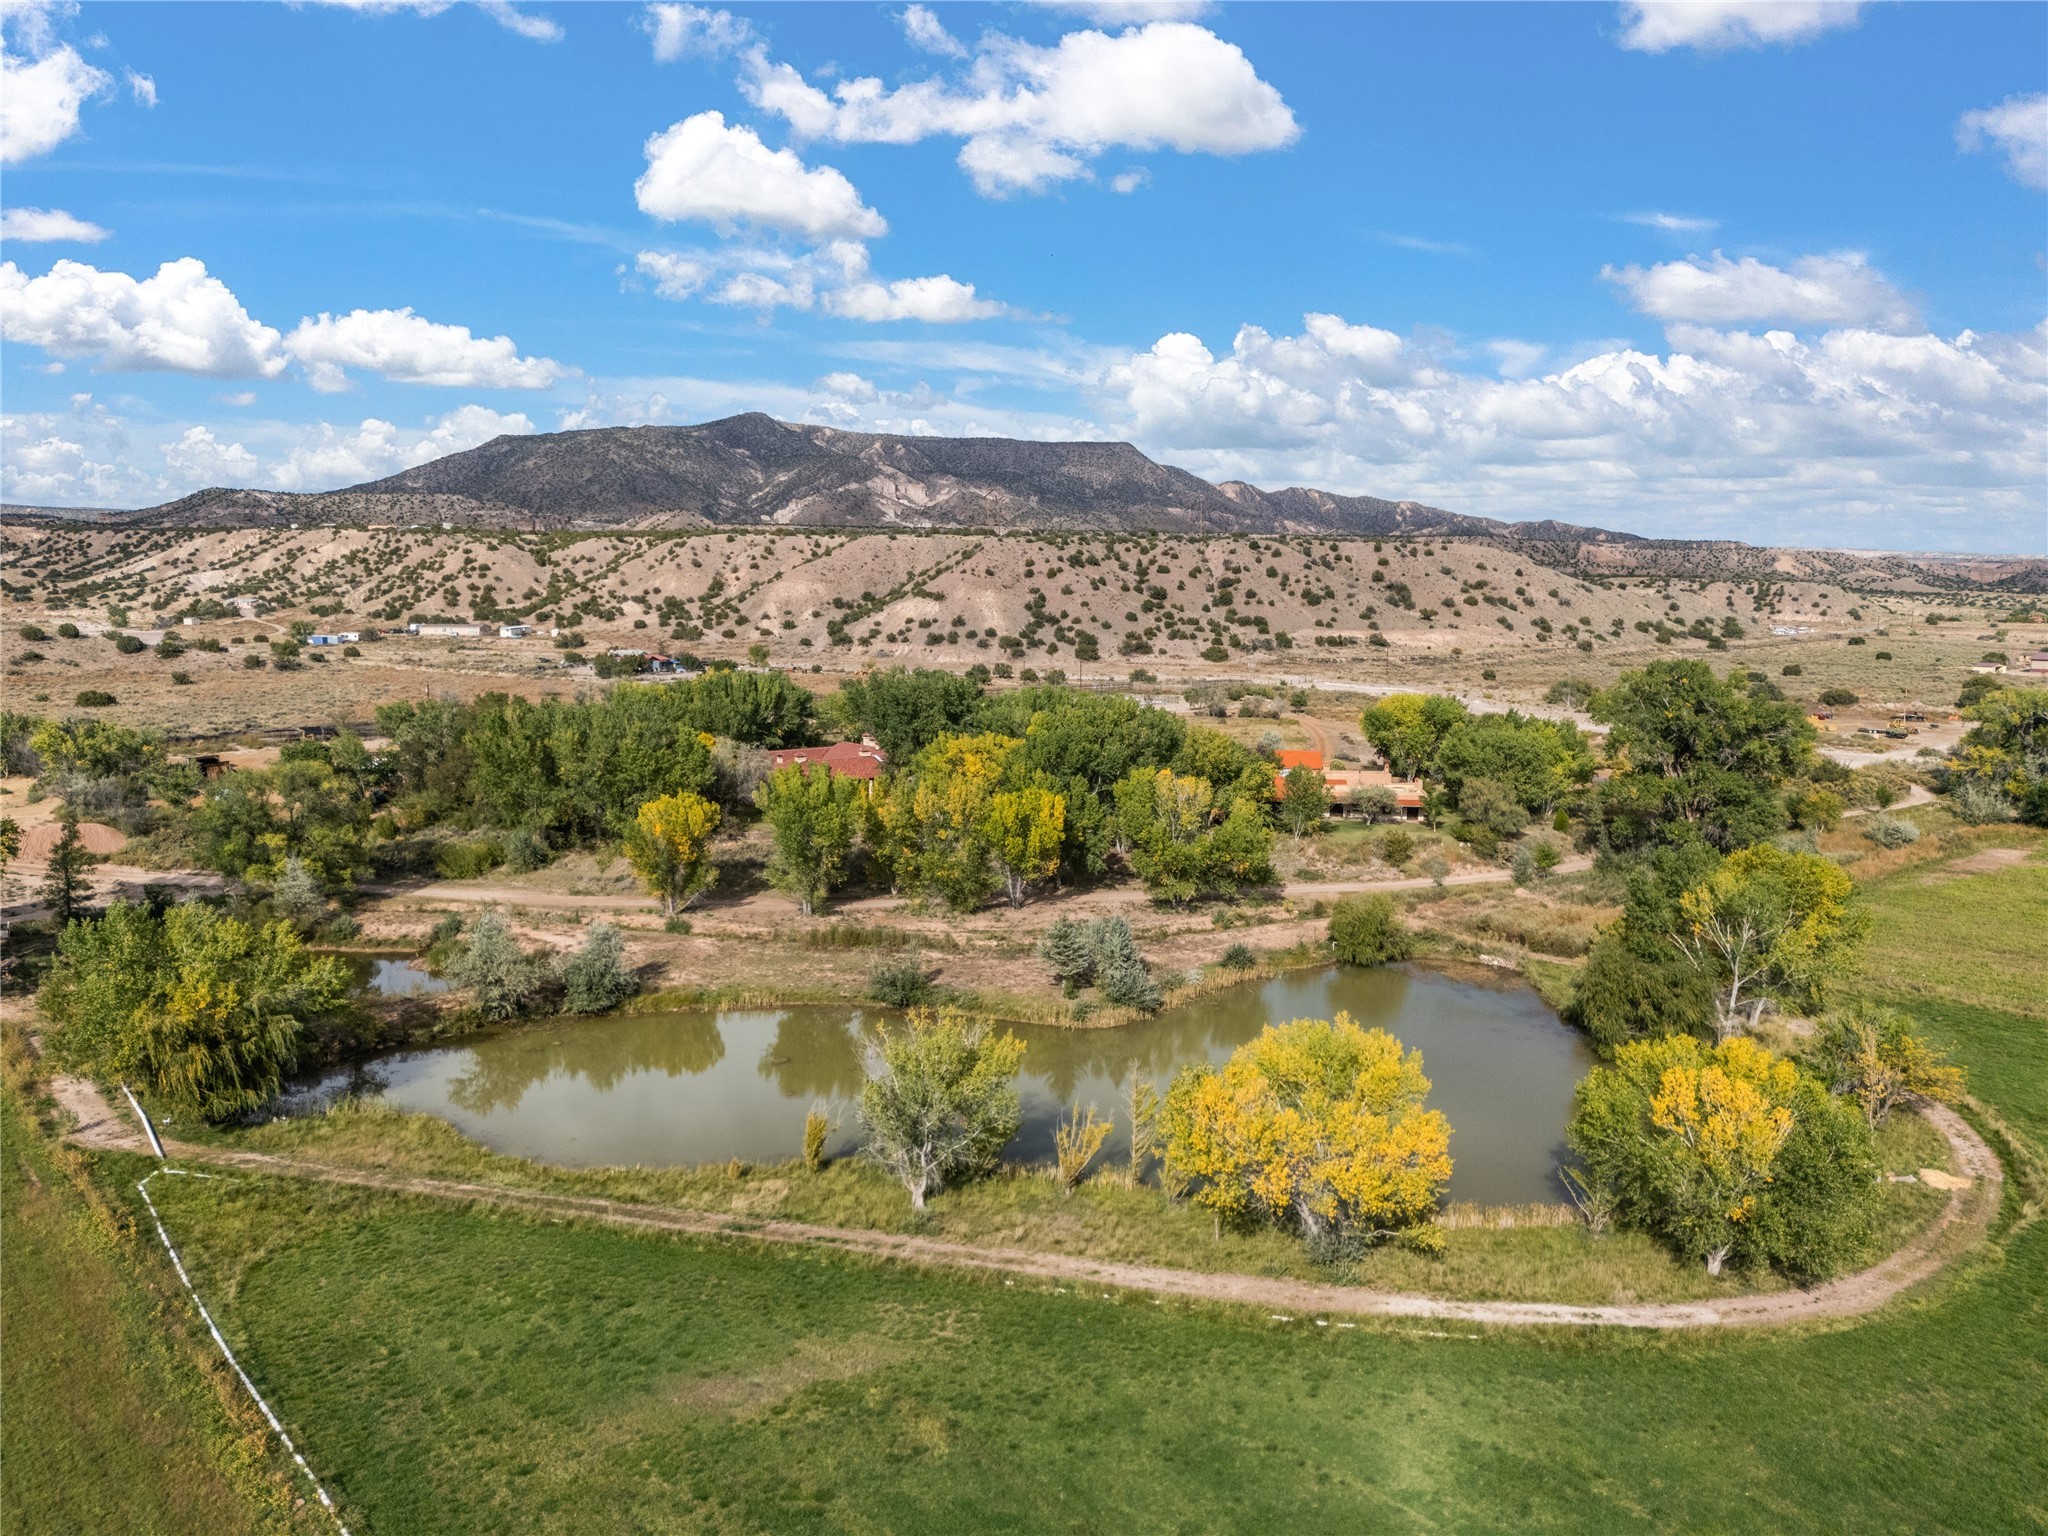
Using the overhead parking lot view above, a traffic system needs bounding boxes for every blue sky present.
[2,1,2043,551]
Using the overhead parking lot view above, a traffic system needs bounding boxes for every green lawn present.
[1857,840,2048,1019]
[0,1089,320,1536]
[133,1151,2046,1536]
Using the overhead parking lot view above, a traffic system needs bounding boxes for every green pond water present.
[299,965,1593,1205]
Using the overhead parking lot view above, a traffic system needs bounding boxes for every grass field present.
[1857,842,2048,1019]
[0,1085,326,1535]
[14,830,2048,1533]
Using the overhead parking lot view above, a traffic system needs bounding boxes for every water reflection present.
[287,965,1593,1204]
[339,955,452,998]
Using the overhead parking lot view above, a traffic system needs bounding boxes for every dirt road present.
[65,1076,1998,1332]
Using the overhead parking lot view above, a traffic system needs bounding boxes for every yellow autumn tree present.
[873,732,1017,910]
[624,790,721,916]
[981,783,1066,907]
[1568,1033,1877,1278]
[1162,1013,1452,1251]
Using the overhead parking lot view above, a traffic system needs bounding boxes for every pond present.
[289,965,1596,1206]
[339,955,452,998]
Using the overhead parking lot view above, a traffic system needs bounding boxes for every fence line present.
[134,1165,354,1534]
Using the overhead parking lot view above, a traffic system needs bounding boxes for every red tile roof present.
[1275,749,1324,771]
[765,740,887,780]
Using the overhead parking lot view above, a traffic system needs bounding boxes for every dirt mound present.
[17,820,127,860]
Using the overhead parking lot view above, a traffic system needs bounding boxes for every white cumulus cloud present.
[283,307,565,392]
[1957,92,2048,192]
[0,257,286,376]
[827,272,1013,323]
[742,19,1297,196]
[0,206,110,242]
[299,0,560,42]
[635,110,887,239]
[1615,2,1862,53]
[0,40,111,162]
[269,404,537,489]
[124,67,156,106]
[1092,305,2046,548]
[161,424,259,484]
[1601,251,1917,331]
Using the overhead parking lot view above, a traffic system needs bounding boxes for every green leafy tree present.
[1329,893,1411,966]
[624,791,722,916]
[1590,661,1815,852]
[981,783,1066,907]
[41,901,347,1120]
[1457,777,1529,839]
[834,667,984,762]
[1567,1035,1877,1278]
[1280,763,1329,839]
[1947,685,2048,826]
[873,733,1015,910]
[754,764,864,916]
[1672,844,1868,1038]
[1359,694,1470,778]
[1567,847,1720,1055]
[857,1009,1026,1209]
[1432,712,1594,814]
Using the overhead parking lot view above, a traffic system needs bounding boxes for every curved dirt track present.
[126,1099,1997,1333]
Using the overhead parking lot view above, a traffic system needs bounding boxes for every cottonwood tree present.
[981,784,1065,907]
[857,1010,1026,1209]
[624,791,722,916]
[1162,1013,1452,1251]
[1670,844,1867,1038]
[1358,693,1470,779]
[1568,1035,1876,1278]
[754,764,863,916]
[873,733,1016,910]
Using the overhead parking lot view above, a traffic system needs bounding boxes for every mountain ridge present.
[76,412,1639,542]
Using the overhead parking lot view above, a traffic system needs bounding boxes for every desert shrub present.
[1378,828,1414,866]
[73,690,116,708]
[1860,813,1920,849]
[1219,941,1258,971]
[502,827,551,873]
[320,914,361,943]
[242,654,266,670]
[442,912,542,1021]
[663,915,693,935]
[56,622,81,639]
[1817,688,1858,707]
[112,634,145,655]
[171,671,194,686]
[868,954,933,1007]
[1328,893,1411,966]
[558,921,639,1014]
[433,836,505,880]
[17,624,47,641]
[1949,779,2015,825]
[270,856,326,933]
